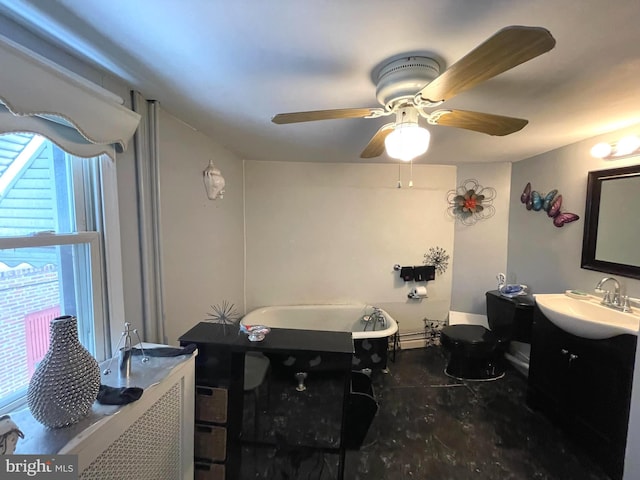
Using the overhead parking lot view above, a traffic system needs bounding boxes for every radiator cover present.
[80,383,182,479]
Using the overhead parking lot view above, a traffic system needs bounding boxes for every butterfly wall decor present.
[520,182,579,227]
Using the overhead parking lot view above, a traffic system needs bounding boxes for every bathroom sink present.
[534,294,640,339]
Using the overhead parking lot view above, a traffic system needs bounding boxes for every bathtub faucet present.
[362,307,386,331]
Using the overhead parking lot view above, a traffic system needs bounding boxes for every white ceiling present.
[1,0,640,165]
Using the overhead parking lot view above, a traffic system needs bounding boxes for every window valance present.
[0,105,120,159]
[0,33,140,158]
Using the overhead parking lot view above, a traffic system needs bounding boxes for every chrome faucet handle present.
[622,296,632,313]
[612,291,621,305]
[602,291,612,305]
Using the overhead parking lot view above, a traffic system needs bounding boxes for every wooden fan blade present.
[418,26,555,103]
[272,108,378,124]
[360,123,395,158]
[433,109,528,136]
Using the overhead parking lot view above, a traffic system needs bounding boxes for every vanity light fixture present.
[385,108,431,162]
[590,134,640,160]
[615,135,640,156]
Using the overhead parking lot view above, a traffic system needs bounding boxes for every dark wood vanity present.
[179,322,355,480]
[527,305,637,480]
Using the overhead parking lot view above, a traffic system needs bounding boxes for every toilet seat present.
[440,325,497,355]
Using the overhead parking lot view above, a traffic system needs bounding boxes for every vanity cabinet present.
[528,305,637,480]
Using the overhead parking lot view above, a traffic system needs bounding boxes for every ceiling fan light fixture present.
[385,123,431,162]
[272,27,557,160]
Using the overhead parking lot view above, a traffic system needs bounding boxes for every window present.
[0,133,115,413]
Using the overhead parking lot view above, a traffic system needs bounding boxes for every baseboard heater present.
[397,327,448,349]
[398,331,428,340]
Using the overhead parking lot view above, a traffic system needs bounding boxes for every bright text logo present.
[1,455,77,479]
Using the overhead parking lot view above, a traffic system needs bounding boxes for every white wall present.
[451,162,512,314]
[158,110,245,345]
[506,125,640,480]
[507,128,640,298]
[244,161,456,334]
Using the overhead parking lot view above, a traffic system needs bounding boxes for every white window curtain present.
[0,32,140,157]
[132,91,166,344]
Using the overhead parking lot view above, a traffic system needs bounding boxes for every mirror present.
[581,164,640,279]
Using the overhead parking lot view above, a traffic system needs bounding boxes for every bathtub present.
[241,304,398,372]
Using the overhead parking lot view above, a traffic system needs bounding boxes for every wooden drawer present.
[195,424,226,462]
[195,462,225,480]
[196,385,228,424]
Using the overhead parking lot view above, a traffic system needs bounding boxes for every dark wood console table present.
[179,322,354,479]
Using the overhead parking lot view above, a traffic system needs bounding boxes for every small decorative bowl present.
[240,324,271,342]
[499,284,528,298]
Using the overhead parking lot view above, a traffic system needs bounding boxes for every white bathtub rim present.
[242,304,398,339]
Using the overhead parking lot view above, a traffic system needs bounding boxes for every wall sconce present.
[203,160,225,200]
[385,108,431,162]
[590,134,640,160]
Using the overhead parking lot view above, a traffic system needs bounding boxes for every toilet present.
[440,290,534,380]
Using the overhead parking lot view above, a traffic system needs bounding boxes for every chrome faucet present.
[596,276,620,304]
[362,307,386,331]
[595,276,632,312]
[373,307,386,329]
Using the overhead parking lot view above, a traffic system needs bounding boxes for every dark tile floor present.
[240,346,611,480]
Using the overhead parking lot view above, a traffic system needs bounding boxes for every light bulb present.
[614,135,640,157]
[590,142,612,159]
[385,124,430,162]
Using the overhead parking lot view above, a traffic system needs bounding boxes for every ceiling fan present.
[272,26,556,161]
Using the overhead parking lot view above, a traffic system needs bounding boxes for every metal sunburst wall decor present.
[423,246,450,275]
[206,300,241,334]
[446,179,496,226]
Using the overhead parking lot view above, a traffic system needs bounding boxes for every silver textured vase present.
[27,315,100,428]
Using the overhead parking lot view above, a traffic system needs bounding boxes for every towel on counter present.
[400,266,415,281]
[97,385,143,405]
[131,343,197,357]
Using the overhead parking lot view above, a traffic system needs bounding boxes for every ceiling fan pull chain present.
[397,163,402,189]
[398,109,407,126]
[409,160,414,188]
